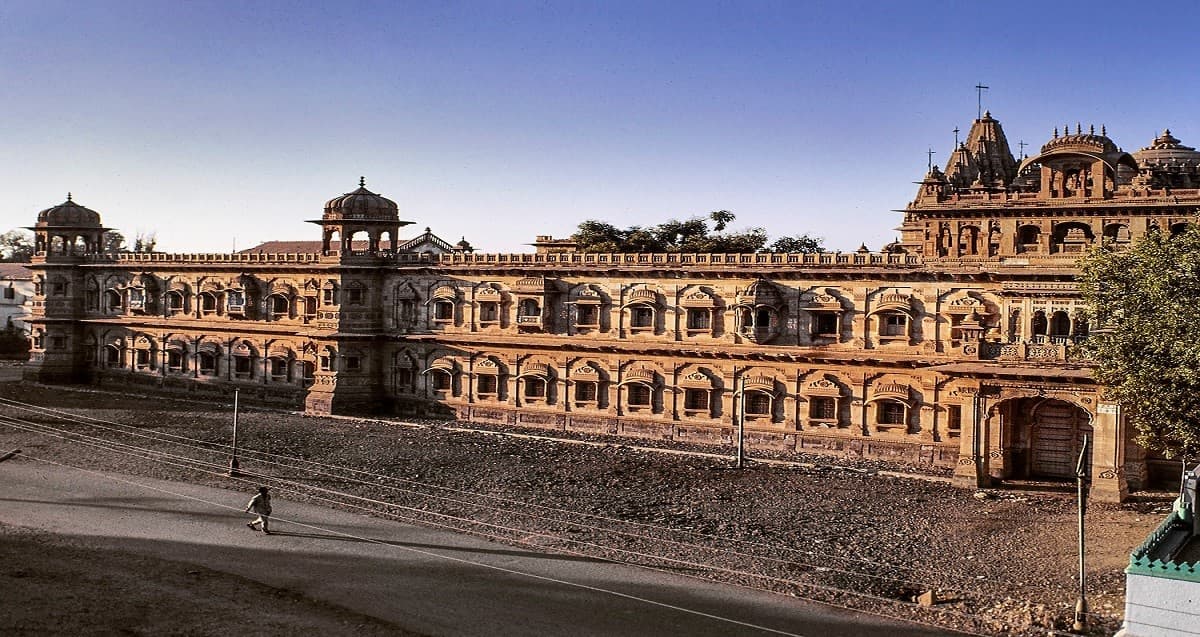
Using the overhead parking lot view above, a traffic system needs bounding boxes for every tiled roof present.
[238,240,367,254]
[0,262,32,280]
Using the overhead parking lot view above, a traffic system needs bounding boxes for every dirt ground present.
[0,366,1173,636]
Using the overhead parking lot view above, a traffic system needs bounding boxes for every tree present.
[569,212,771,253]
[103,230,158,253]
[1079,224,1200,457]
[769,234,825,253]
[0,230,34,262]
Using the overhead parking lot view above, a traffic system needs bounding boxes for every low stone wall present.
[452,403,960,468]
[92,370,306,409]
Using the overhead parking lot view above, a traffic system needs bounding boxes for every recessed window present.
[575,380,598,403]
[627,383,651,407]
[946,405,962,437]
[877,401,907,426]
[345,287,364,305]
[684,388,709,411]
[745,391,772,416]
[809,396,837,421]
[344,355,361,371]
[524,377,547,399]
[167,350,184,371]
[431,370,452,391]
[479,301,499,323]
[630,306,654,329]
[577,304,599,326]
[477,375,498,395]
[198,352,217,375]
[687,309,711,330]
[49,335,66,350]
[814,312,839,336]
[200,293,217,314]
[434,300,454,321]
[270,358,288,380]
[234,355,253,378]
[881,313,907,337]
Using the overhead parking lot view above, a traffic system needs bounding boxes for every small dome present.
[323,177,398,220]
[1132,129,1200,166]
[35,193,102,227]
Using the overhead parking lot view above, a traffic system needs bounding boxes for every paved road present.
[0,458,953,636]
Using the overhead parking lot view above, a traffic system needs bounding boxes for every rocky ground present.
[0,364,1172,636]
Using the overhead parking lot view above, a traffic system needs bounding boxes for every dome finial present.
[359,176,366,188]
[67,192,72,202]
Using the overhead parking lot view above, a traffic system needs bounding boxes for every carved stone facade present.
[24,116,1199,501]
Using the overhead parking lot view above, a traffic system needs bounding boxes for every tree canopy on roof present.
[569,211,823,254]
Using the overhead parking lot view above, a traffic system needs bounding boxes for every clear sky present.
[3,0,1200,254]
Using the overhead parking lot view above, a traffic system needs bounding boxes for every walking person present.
[245,486,272,534]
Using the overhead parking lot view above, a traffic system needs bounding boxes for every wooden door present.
[1030,401,1091,479]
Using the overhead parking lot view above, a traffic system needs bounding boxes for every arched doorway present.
[1000,397,1093,480]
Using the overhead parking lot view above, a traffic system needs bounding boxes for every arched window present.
[574,380,599,404]
[104,344,122,368]
[877,311,909,338]
[104,289,123,313]
[268,357,289,381]
[199,292,218,315]
[165,291,185,315]
[267,294,289,321]
[744,391,772,417]
[477,374,499,396]
[626,383,652,408]
[430,369,453,391]
[809,396,838,423]
[433,300,455,322]
[1031,310,1048,340]
[629,304,655,330]
[523,377,547,400]
[1050,311,1071,343]
[478,300,500,324]
[198,351,218,376]
[876,400,907,427]
[166,347,186,372]
[684,388,710,412]
[518,298,541,320]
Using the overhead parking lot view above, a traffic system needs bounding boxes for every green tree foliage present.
[103,231,158,253]
[569,212,818,254]
[769,234,825,253]
[1079,224,1200,456]
[0,230,35,262]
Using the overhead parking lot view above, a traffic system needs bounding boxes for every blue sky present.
[3,1,1199,253]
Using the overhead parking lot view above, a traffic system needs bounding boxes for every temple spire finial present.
[974,83,989,120]
[359,176,366,188]
[66,192,72,202]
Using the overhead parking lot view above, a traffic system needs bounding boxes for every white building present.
[1119,466,1200,636]
[0,263,33,334]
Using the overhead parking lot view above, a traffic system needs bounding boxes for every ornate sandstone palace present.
[24,113,1200,501]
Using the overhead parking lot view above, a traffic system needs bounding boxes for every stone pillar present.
[953,390,992,488]
[1090,401,1130,502]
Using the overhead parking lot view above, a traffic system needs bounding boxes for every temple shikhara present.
[24,112,1200,501]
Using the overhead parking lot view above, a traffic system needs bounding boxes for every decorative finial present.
[1076,123,1082,134]
[1102,125,1106,136]
[1053,127,1058,139]
[425,227,431,233]
[359,176,366,188]
[1089,124,1094,135]
[67,192,72,202]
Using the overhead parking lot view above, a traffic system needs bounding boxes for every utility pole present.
[229,388,241,477]
[1072,434,1090,633]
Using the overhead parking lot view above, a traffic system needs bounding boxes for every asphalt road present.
[0,457,954,637]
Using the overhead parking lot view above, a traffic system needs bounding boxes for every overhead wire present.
[1,411,1119,635]
[0,395,1110,596]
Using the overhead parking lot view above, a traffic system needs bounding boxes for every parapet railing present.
[60,250,924,268]
[915,188,1200,209]
[434,251,923,267]
[1127,506,1199,578]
